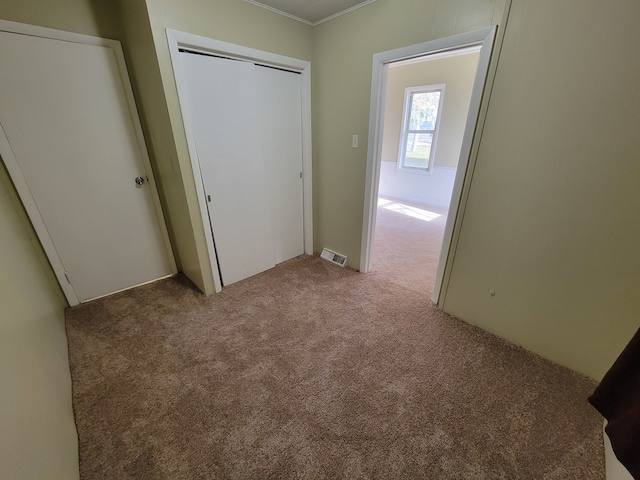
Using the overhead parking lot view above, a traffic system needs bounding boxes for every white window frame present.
[397,84,446,174]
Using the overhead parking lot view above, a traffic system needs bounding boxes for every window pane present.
[409,91,441,130]
[404,132,433,169]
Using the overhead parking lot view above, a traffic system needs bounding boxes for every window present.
[397,84,445,173]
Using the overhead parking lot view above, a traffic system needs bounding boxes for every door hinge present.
[300,172,303,179]
[64,271,72,284]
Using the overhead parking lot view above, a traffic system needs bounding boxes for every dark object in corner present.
[589,327,640,480]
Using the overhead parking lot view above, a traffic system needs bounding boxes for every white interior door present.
[0,30,175,303]
[255,65,304,264]
[180,51,304,286]
[180,53,276,286]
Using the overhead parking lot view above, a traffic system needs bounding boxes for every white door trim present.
[360,27,497,306]
[166,29,313,293]
[0,20,176,306]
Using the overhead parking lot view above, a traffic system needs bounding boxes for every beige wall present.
[116,0,197,287]
[116,0,313,294]
[0,166,78,479]
[312,0,639,379]
[381,52,480,167]
[442,0,640,380]
[311,0,506,267]
[2,12,635,472]
[0,0,122,39]
[0,1,124,476]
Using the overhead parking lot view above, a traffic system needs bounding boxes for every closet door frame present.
[167,29,312,293]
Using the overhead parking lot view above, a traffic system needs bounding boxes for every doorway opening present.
[360,27,497,305]
[371,47,481,296]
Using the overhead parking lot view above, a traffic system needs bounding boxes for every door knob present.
[135,176,145,185]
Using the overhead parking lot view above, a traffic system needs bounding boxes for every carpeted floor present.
[65,199,605,479]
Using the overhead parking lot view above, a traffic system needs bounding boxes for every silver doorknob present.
[135,176,145,185]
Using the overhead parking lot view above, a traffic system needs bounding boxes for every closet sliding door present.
[256,65,304,265]
[180,51,303,286]
[180,53,275,286]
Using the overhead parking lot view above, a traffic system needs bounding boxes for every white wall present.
[379,163,456,207]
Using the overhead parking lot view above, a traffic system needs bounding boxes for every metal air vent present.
[320,248,347,267]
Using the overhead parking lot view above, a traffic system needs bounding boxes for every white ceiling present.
[243,0,377,25]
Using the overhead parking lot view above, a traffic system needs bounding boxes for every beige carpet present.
[65,199,605,479]
[370,198,449,296]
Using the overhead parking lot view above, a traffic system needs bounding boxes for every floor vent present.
[320,248,347,267]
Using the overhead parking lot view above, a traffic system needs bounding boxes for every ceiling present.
[243,0,377,25]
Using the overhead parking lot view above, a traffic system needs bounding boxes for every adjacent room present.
[2,0,639,478]
[370,46,480,292]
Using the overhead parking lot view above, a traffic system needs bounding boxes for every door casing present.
[360,26,499,306]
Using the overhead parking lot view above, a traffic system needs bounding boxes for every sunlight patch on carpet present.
[378,198,441,222]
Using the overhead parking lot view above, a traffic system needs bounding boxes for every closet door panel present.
[255,65,304,264]
[180,53,275,286]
